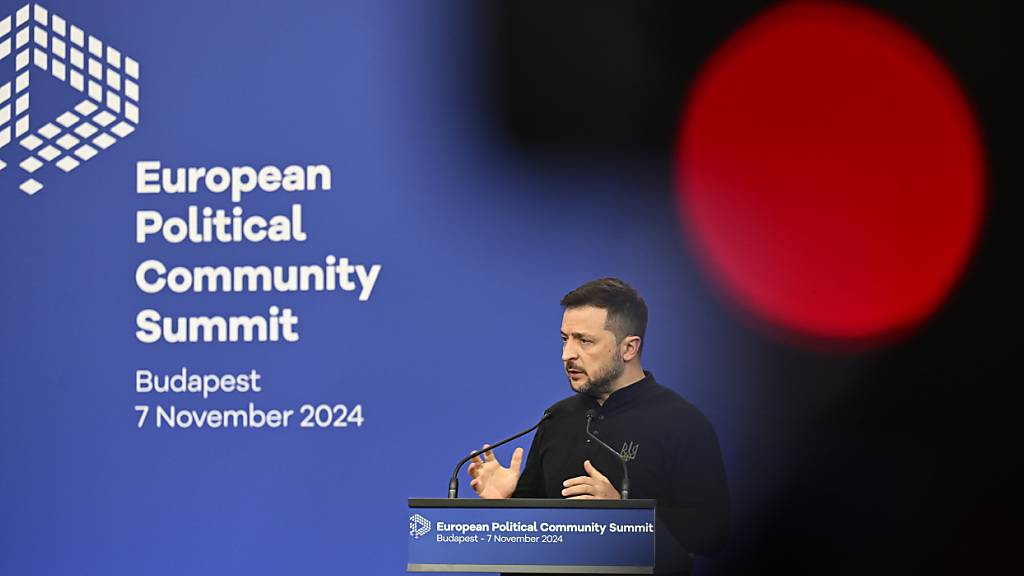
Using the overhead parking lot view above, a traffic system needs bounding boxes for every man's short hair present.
[561,278,648,350]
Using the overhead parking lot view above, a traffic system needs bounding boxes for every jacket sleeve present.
[657,410,731,556]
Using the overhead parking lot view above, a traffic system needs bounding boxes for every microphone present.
[585,409,630,499]
[448,411,551,499]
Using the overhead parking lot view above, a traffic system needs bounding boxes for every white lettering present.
[136,160,161,193]
[134,162,331,201]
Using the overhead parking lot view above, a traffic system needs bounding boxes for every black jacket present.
[512,371,730,571]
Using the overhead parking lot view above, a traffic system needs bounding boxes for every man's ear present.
[621,335,642,361]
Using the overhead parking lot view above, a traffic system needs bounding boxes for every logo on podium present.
[409,513,432,539]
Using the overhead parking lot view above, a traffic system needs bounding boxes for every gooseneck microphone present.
[448,411,551,499]
[585,409,630,499]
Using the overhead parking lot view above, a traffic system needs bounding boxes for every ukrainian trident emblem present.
[620,441,639,462]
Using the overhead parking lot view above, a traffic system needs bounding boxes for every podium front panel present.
[408,498,656,574]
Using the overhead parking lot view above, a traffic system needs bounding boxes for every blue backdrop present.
[2,1,1010,575]
[0,1,741,574]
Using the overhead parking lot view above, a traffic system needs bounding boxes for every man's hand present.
[561,459,621,499]
[467,444,523,499]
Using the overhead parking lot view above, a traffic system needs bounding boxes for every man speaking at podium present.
[468,278,730,573]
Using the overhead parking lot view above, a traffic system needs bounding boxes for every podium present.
[407,498,657,574]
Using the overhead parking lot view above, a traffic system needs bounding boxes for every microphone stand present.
[585,410,630,499]
[448,411,551,499]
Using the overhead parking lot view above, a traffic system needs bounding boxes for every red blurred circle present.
[676,2,985,342]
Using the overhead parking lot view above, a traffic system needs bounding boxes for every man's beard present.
[569,350,624,398]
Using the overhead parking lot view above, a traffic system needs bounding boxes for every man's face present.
[561,306,624,398]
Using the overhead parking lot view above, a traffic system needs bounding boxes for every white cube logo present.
[409,514,431,539]
[0,3,140,195]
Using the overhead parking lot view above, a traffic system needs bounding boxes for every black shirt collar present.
[585,370,656,411]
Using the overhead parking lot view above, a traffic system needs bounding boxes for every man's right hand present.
[467,444,523,499]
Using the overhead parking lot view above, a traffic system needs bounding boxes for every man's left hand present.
[561,459,621,499]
